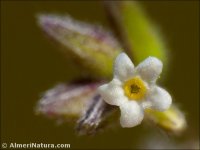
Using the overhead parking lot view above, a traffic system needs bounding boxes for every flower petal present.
[114,52,134,81]
[136,57,163,83]
[147,86,172,111]
[98,79,127,106]
[119,101,144,128]
[141,101,152,109]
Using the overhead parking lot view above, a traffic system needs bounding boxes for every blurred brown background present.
[1,1,199,149]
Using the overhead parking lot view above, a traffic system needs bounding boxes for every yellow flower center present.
[123,77,147,100]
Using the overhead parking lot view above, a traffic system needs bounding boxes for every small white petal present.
[114,52,134,81]
[136,57,163,83]
[120,101,144,128]
[141,101,152,109]
[98,79,127,106]
[147,86,172,111]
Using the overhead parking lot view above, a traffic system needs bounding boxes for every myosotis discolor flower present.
[98,53,172,127]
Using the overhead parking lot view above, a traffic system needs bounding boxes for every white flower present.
[98,53,172,128]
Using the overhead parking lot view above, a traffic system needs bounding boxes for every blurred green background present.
[1,1,199,149]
